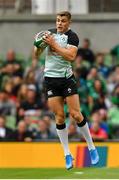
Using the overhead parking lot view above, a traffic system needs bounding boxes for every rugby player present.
[34,11,99,170]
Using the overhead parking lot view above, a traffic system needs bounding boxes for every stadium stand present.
[0,39,119,142]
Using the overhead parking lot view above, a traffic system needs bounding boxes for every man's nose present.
[58,21,62,25]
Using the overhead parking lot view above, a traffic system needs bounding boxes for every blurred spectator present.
[110,44,119,63]
[17,84,28,104]
[0,90,16,116]
[18,84,43,120]
[87,67,101,81]
[25,58,44,91]
[108,85,119,122]
[86,66,105,91]
[88,79,107,112]
[0,41,118,141]
[34,120,55,141]
[24,71,36,85]
[42,115,57,137]
[91,111,109,133]
[24,70,41,99]
[68,121,81,140]
[0,49,23,78]
[75,54,90,80]
[0,49,23,97]
[3,80,16,102]
[11,120,33,142]
[107,84,119,138]
[76,79,90,117]
[0,116,13,141]
[98,108,108,122]
[90,121,108,141]
[77,38,95,64]
[23,115,39,138]
[107,65,119,94]
[95,53,110,78]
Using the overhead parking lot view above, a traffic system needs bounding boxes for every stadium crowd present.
[0,38,119,142]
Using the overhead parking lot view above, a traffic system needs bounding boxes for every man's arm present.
[33,46,44,60]
[52,44,77,62]
[43,35,78,62]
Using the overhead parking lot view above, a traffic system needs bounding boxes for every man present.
[34,11,99,170]
[11,120,33,142]
[18,84,43,120]
[0,49,23,78]
[77,38,95,64]
[0,116,13,142]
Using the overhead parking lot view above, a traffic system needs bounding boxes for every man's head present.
[0,116,6,128]
[91,111,101,123]
[56,11,71,33]
[82,38,90,49]
[68,122,77,135]
[38,120,48,133]
[27,84,36,101]
[91,121,100,133]
[89,67,98,78]
[96,53,104,65]
[6,49,15,61]
[0,90,9,102]
[18,121,26,134]
[42,115,51,127]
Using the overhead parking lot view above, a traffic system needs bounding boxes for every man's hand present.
[43,33,78,62]
[43,34,57,49]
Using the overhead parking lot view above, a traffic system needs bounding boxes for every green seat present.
[104,54,113,67]
[6,115,16,130]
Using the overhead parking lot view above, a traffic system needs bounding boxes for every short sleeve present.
[67,32,79,47]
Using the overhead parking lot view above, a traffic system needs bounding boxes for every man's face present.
[7,50,15,61]
[27,90,36,100]
[0,117,5,127]
[83,40,90,49]
[56,15,70,33]
[18,121,26,133]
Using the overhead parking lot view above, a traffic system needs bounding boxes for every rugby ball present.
[34,30,51,49]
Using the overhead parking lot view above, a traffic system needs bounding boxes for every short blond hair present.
[57,11,71,20]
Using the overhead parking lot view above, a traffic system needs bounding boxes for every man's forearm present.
[33,46,44,60]
[42,34,77,62]
[52,44,76,62]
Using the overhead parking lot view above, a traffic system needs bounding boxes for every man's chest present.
[53,34,68,48]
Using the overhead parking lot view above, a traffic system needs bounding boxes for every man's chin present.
[57,28,64,33]
[57,30,63,33]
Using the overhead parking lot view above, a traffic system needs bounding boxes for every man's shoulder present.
[5,127,13,135]
[65,29,79,47]
[65,29,78,37]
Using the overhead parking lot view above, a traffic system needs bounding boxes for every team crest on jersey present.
[61,34,67,42]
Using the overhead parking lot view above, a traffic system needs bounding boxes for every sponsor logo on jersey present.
[48,90,53,96]
[68,88,72,93]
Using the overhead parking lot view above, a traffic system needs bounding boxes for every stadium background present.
[0,0,119,178]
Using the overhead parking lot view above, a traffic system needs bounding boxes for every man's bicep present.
[67,46,78,55]
[34,46,42,54]
[33,46,43,59]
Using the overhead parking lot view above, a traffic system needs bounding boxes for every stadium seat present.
[6,115,16,130]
